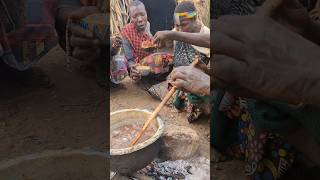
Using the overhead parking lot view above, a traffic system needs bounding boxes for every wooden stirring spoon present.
[129,58,200,147]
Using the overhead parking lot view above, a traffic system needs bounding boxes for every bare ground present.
[0,46,107,161]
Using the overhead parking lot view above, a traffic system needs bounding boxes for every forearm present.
[122,38,136,67]
[196,72,211,96]
[169,31,210,48]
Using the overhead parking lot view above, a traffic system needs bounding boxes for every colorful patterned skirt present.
[139,52,173,74]
[212,91,296,180]
[173,90,212,123]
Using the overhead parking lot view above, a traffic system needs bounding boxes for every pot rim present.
[110,109,164,156]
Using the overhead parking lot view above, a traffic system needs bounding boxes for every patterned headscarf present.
[174,0,198,25]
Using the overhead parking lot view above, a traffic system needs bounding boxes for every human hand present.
[212,15,320,105]
[129,64,142,81]
[111,36,122,49]
[69,6,101,61]
[168,66,210,96]
[153,31,173,48]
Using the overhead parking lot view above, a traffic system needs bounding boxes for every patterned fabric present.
[173,90,208,122]
[140,52,173,74]
[174,41,208,67]
[175,11,197,20]
[212,91,296,180]
[110,54,128,84]
[0,0,58,71]
[247,100,320,143]
[121,23,153,63]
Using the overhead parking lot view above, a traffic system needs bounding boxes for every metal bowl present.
[110,109,164,175]
[0,149,108,180]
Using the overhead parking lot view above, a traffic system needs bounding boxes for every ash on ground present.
[137,157,210,180]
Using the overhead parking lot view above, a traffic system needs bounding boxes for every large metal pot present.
[0,149,108,180]
[110,109,164,175]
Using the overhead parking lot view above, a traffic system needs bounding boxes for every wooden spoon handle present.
[129,87,176,147]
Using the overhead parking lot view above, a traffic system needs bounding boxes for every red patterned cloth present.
[121,23,153,63]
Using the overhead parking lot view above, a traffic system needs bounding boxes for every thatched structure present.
[110,0,130,36]
[195,0,210,27]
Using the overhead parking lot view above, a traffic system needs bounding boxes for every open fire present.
[137,157,210,180]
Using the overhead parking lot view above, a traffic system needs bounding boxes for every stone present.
[160,125,200,160]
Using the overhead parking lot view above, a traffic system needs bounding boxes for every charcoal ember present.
[154,165,185,179]
[140,157,210,179]
[140,159,194,179]
[185,166,192,174]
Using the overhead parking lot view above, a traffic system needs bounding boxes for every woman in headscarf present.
[172,1,211,122]
[148,1,211,123]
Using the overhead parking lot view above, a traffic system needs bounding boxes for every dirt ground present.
[0,46,245,179]
[0,46,107,161]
